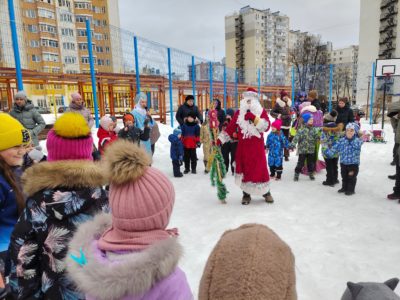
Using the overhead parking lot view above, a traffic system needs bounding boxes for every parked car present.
[35,106,51,114]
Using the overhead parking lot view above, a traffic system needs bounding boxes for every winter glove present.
[196,142,201,148]
[232,132,238,139]
[144,119,150,127]
[244,110,256,122]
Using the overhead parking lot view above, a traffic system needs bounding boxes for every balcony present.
[381,0,398,9]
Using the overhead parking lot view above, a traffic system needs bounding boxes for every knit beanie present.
[100,115,113,131]
[185,95,194,102]
[346,122,360,134]
[272,119,282,131]
[199,224,297,300]
[280,90,289,99]
[302,113,313,124]
[98,140,176,251]
[173,128,182,136]
[46,112,93,161]
[70,92,82,102]
[123,113,134,123]
[14,90,27,100]
[0,113,31,151]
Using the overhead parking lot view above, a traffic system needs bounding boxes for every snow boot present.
[345,191,355,196]
[387,193,400,200]
[322,181,334,187]
[191,169,197,174]
[174,173,183,178]
[388,174,396,180]
[309,173,315,180]
[391,160,396,166]
[184,169,190,174]
[263,192,274,203]
[294,173,299,181]
[242,192,251,205]
[338,188,346,193]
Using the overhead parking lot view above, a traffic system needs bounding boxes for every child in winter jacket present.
[168,128,184,177]
[0,114,31,286]
[9,113,109,300]
[66,140,193,300]
[265,119,291,180]
[321,110,344,187]
[200,114,212,173]
[292,113,320,181]
[97,115,118,155]
[181,111,200,174]
[118,113,150,148]
[324,122,363,196]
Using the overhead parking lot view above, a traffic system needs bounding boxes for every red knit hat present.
[98,140,176,251]
[272,119,282,131]
[280,90,289,99]
[46,112,93,161]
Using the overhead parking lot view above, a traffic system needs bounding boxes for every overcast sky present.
[119,0,360,61]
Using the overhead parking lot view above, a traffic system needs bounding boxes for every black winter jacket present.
[336,103,354,127]
[175,103,203,126]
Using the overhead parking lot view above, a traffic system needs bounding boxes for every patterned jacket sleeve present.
[9,200,43,299]
[282,135,290,149]
[325,138,343,158]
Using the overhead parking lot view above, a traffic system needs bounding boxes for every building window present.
[60,14,72,22]
[63,42,75,50]
[38,8,55,19]
[40,0,52,3]
[56,97,63,106]
[61,28,74,36]
[106,59,110,66]
[37,99,47,107]
[75,15,86,23]
[41,39,59,48]
[96,46,103,53]
[105,47,110,53]
[97,59,104,66]
[30,40,39,47]
[74,2,92,9]
[27,24,38,33]
[42,52,59,62]
[78,43,88,50]
[52,68,60,73]
[39,23,56,33]
[64,56,77,64]
[32,54,41,62]
[58,0,71,8]
[81,57,90,64]
[94,33,103,40]
[77,29,88,36]
[26,10,36,18]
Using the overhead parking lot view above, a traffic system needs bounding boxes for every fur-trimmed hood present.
[22,160,107,197]
[301,104,317,114]
[66,213,184,300]
[276,97,292,108]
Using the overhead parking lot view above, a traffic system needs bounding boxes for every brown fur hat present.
[103,139,151,185]
[199,224,297,300]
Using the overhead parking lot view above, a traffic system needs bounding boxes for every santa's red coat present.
[224,109,271,195]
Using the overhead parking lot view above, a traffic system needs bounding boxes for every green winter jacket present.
[292,125,320,154]
[9,100,46,146]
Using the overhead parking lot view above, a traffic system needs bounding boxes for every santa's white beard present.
[237,98,264,138]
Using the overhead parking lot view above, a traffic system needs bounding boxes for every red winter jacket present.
[97,127,118,154]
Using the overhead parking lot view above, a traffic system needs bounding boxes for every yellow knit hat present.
[0,113,31,151]
[53,112,91,138]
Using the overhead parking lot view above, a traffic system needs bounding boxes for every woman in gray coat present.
[9,91,46,147]
[67,92,94,128]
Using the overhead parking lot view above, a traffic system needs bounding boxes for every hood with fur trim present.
[66,213,186,300]
[22,160,107,197]
[276,97,292,108]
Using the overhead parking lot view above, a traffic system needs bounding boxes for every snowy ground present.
[42,115,400,299]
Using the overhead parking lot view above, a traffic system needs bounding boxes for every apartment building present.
[225,5,289,86]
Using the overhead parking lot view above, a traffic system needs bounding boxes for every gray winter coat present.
[9,100,46,146]
[388,101,400,146]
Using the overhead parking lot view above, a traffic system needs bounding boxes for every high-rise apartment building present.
[0,0,122,74]
[225,6,289,86]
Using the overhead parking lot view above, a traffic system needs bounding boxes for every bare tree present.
[333,66,351,100]
[289,34,329,93]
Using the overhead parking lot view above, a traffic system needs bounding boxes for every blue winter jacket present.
[265,132,291,167]
[0,168,22,252]
[168,134,184,161]
[324,136,363,165]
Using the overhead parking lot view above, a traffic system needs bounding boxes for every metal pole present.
[366,78,370,121]
[234,69,238,109]
[85,18,99,128]
[291,66,295,107]
[223,65,227,111]
[192,56,196,105]
[329,64,333,113]
[134,36,141,94]
[209,62,213,102]
[167,48,174,128]
[257,68,261,96]
[8,0,23,90]
[370,62,376,125]
[382,77,387,130]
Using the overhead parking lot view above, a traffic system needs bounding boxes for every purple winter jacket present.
[66,213,193,300]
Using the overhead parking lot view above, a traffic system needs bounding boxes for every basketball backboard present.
[375,58,400,77]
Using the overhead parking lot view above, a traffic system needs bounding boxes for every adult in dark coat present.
[335,98,354,128]
[308,90,321,112]
[175,95,203,126]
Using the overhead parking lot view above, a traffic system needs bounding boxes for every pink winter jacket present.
[66,213,193,300]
